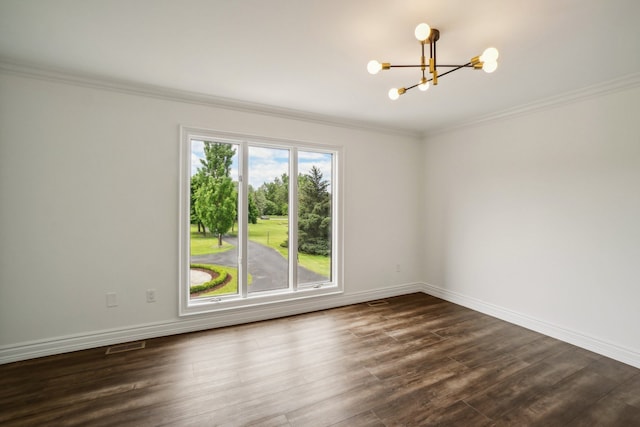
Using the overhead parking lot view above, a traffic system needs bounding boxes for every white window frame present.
[178,126,343,316]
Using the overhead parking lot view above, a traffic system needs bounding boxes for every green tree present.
[263,199,279,216]
[260,173,289,215]
[300,166,331,255]
[190,170,206,234]
[193,142,237,247]
[248,186,259,224]
[278,173,289,215]
[282,166,332,255]
[252,187,267,217]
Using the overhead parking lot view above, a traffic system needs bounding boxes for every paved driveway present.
[190,237,328,292]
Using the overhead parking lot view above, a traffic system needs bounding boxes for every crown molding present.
[5,57,638,142]
[0,57,421,140]
[424,71,640,138]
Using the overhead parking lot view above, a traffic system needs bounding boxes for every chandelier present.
[367,23,499,100]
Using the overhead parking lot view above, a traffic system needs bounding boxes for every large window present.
[179,128,342,315]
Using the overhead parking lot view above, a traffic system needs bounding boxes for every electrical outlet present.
[106,292,118,307]
[146,289,156,303]
[396,264,401,273]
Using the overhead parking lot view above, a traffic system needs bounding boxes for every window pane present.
[248,146,290,293]
[297,151,332,286]
[189,140,239,300]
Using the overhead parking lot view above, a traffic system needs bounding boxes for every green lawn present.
[298,252,331,276]
[249,216,289,258]
[190,226,234,255]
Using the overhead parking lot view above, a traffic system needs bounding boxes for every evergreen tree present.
[297,166,331,256]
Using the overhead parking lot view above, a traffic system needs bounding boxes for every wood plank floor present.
[1,293,639,426]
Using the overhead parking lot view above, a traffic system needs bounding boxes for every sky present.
[191,141,333,189]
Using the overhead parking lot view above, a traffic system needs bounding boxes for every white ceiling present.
[1,0,639,135]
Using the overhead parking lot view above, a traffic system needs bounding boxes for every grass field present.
[190,226,234,256]
[189,217,330,276]
[248,216,289,258]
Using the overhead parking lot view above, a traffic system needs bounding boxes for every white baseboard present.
[420,282,640,369]
[3,282,638,369]
[0,283,423,365]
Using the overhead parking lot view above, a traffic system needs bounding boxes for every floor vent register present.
[105,341,146,355]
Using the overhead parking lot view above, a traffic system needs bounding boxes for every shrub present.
[298,238,330,256]
[190,264,229,293]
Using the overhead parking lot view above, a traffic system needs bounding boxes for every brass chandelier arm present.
[386,64,475,68]
[401,61,474,93]
[436,64,476,68]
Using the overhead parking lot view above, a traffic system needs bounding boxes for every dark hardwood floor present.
[1,293,639,426]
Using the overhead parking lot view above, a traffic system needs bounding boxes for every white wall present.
[0,71,424,360]
[422,84,640,366]
[4,67,638,368]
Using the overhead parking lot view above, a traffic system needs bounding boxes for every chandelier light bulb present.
[414,23,431,41]
[367,60,382,75]
[482,60,498,73]
[388,88,400,100]
[480,47,499,63]
[418,80,429,91]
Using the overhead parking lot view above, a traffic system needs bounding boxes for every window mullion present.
[289,147,299,291]
[239,142,248,298]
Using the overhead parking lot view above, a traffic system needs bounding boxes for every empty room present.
[1,1,639,425]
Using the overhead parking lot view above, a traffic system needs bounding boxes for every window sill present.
[179,284,343,317]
